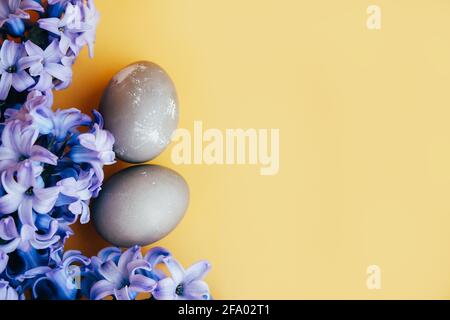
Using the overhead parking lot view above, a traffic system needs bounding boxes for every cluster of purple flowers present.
[85,246,211,300]
[0,0,99,103]
[0,89,115,299]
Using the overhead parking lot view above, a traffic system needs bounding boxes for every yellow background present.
[59,0,450,299]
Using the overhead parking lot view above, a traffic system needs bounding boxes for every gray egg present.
[92,165,189,247]
[99,61,179,163]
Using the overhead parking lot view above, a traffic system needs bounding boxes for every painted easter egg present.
[99,61,179,163]
[92,165,189,247]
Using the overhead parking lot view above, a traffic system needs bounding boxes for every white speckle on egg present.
[113,64,142,85]
[166,99,177,119]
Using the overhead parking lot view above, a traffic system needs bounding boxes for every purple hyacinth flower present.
[5,91,54,135]
[47,0,69,5]
[24,219,60,252]
[1,242,53,283]
[56,169,94,224]
[32,249,90,300]
[0,161,61,228]
[47,0,84,5]
[143,247,171,281]
[0,40,36,100]
[0,280,20,300]
[90,246,157,300]
[0,216,20,253]
[95,246,121,262]
[0,0,44,28]
[76,124,115,164]
[75,0,99,58]
[0,217,60,258]
[25,40,73,92]
[50,248,91,270]
[69,123,115,193]
[153,257,211,300]
[38,3,87,55]
[0,250,8,273]
[0,121,58,172]
[52,108,91,141]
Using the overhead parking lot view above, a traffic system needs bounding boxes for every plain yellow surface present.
[61,0,450,299]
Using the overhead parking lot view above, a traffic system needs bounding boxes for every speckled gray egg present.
[99,61,179,163]
[92,165,189,247]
